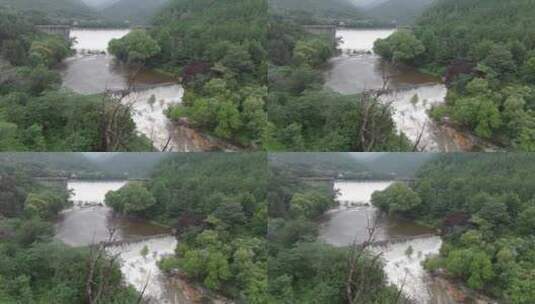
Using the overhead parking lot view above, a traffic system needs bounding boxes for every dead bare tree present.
[86,226,120,304]
[86,226,148,304]
[99,66,143,151]
[345,215,408,304]
[412,121,427,152]
[356,62,428,152]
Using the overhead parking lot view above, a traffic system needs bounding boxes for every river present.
[320,180,451,304]
[59,28,212,152]
[54,180,184,304]
[325,29,463,152]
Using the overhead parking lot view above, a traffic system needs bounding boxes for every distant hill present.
[0,0,97,21]
[87,153,171,178]
[354,153,436,177]
[270,0,361,15]
[0,153,96,177]
[363,0,436,24]
[99,0,169,25]
[269,153,370,178]
[270,0,377,26]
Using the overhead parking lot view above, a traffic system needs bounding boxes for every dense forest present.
[374,0,535,151]
[0,160,139,303]
[371,154,535,303]
[107,0,268,149]
[267,157,412,303]
[0,8,152,152]
[105,153,267,302]
[267,15,411,151]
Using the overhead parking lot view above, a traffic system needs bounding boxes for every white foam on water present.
[334,181,394,205]
[122,85,184,151]
[337,28,396,52]
[372,236,443,304]
[70,28,131,53]
[68,180,127,204]
[107,236,178,304]
[381,85,449,151]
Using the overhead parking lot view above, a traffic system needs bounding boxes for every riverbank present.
[429,272,500,304]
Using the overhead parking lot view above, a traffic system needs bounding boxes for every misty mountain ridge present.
[99,0,169,24]
[363,0,437,24]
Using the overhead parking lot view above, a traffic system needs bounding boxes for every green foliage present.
[293,39,332,67]
[140,245,149,258]
[0,91,151,152]
[108,30,161,64]
[445,249,494,289]
[23,191,69,220]
[373,30,426,64]
[105,182,156,216]
[371,182,421,216]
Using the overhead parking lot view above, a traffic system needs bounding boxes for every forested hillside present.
[105,153,267,302]
[0,162,139,303]
[268,161,412,303]
[374,0,535,150]
[371,154,535,303]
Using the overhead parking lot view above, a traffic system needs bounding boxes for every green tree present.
[105,182,156,215]
[371,183,422,216]
[373,30,425,64]
[517,206,535,235]
[109,30,161,64]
